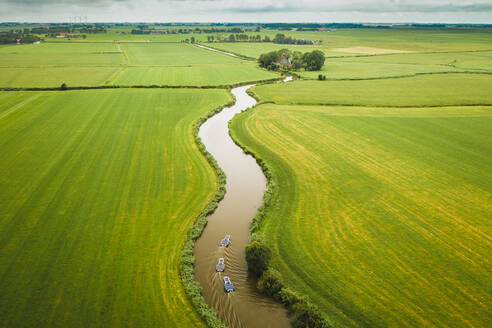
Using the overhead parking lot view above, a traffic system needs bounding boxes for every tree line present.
[0,30,41,44]
[204,33,318,45]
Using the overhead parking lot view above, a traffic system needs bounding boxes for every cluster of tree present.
[205,33,316,45]
[78,26,107,33]
[0,30,41,44]
[30,25,106,35]
[258,49,325,71]
[272,33,316,45]
[130,29,150,35]
[246,241,330,328]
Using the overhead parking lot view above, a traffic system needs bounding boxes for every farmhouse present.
[275,55,292,67]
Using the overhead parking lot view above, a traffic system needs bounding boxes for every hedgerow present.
[179,95,235,328]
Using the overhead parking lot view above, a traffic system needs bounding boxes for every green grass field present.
[121,43,242,66]
[0,42,278,87]
[294,50,492,80]
[112,64,276,86]
[0,42,124,67]
[43,27,492,53]
[0,88,231,327]
[231,103,492,327]
[252,73,492,106]
[0,67,122,88]
[298,61,461,80]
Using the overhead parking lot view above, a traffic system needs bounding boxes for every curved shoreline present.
[181,95,235,328]
[193,83,291,328]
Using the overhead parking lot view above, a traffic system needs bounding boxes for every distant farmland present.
[252,73,492,107]
[0,88,230,327]
[226,27,492,327]
[0,42,278,88]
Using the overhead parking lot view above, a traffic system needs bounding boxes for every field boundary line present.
[0,77,284,92]
[325,48,492,59]
[258,102,492,108]
[0,94,42,120]
[302,70,492,82]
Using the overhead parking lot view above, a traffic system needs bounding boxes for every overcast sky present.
[2,0,492,23]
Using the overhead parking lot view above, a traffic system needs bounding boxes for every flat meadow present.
[0,42,124,87]
[0,88,230,327]
[113,43,278,86]
[0,42,278,88]
[252,73,492,106]
[231,103,492,328]
[228,27,492,328]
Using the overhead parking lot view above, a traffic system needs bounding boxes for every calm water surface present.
[194,82,291,328]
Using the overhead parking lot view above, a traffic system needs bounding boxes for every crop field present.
[203,31,492,81]
[112,64,276,86]
[252,73,492,106]
[298,61,461,80]
[231,103,492,327]
[0,42,124,66]
[0,67,122,88]
[0,42,278,87]
[296,50,492,80]
[113,43,278,86]
[294,28,492,52]
[0,88,231,327]
[228,27,492,327]
[121,43,244,66]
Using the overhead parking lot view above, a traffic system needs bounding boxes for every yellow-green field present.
[0,42,278,87]
[228,26,492,327]
[231,103,492,327]
[252,73,492,107]
[0,88,230,327]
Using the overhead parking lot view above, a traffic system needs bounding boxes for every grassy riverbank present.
[231,103,492,327]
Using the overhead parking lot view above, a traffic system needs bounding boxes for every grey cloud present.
[223,1,492,13]
[1,0,492,22]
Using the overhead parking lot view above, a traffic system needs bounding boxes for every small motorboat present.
[216,258,225,272]
[223,276,235,292]
[220,234,231,247]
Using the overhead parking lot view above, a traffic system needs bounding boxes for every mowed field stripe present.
[0,94,42,120]
[230,103,492,328]
[0,89,230,327]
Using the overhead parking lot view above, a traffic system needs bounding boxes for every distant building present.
[275,55,292,67]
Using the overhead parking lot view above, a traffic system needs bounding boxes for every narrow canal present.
[194,82,291,328]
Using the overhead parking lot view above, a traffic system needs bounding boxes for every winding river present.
[194,79,292,328]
